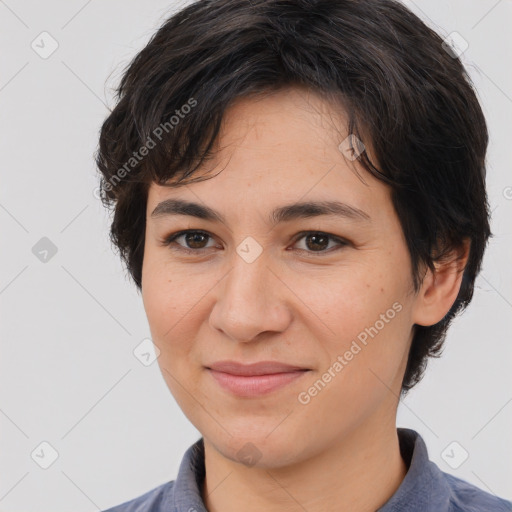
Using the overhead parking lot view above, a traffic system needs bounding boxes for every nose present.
[208,254,293,343]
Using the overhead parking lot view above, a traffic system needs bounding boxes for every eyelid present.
[160,229,218,250]
[290,231,349,254]
[161,229,350,256]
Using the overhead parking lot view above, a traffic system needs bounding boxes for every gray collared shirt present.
[103,428,512,511]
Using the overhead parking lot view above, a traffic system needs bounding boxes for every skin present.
[141,86,468,512]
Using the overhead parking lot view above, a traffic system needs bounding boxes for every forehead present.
[146,87,391,222]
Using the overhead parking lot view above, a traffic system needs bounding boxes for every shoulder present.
[101,437,206,512]
[101,480,175,512]
[442,472,512,512]
[392,429,511,512]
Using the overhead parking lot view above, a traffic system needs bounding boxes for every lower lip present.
[208,369,309,397]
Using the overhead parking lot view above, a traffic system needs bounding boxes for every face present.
[141,86,419,468]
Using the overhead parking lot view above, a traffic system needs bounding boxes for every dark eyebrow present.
[150,198,371,224]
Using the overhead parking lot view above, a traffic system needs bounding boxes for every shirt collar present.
[171,428,451,512]
[172,437,207,512]
[377,428,451,511]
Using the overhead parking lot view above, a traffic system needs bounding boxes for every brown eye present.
[162,230,216,252]
[161,229,348,257]
[304,233,330,251]
[181,232,210,249]
[293,232,348,255]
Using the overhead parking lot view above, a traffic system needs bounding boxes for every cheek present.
[142,263,209,409]
[141,258,215,366]
[297,289,409,435]
[295,264,406,337]
[296,261,412,384]
[142,251,194,324]
[142,261,182,350]
[141,268,172,335]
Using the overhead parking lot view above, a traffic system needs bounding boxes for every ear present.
[412,239,471,327]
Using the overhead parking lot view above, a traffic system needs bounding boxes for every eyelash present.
[161,229,349,257]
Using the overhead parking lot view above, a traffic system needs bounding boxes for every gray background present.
[0,1,511,511]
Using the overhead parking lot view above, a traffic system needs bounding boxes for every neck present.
[201,416,408,512]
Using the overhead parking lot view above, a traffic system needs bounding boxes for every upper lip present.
[206,360,310,376]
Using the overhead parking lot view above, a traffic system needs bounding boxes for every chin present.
[205,422,308,469]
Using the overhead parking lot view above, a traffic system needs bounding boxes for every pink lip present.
[206,360,310,397]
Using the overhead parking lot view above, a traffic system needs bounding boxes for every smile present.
[207,368,310,397]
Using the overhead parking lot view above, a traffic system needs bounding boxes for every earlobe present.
[412,240,470,327]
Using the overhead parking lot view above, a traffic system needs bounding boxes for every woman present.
[96,0,511,510]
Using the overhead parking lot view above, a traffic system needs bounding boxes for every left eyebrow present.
[150,198,371,225]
